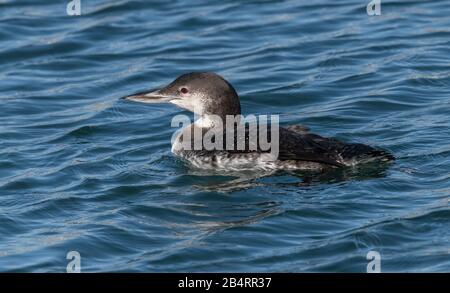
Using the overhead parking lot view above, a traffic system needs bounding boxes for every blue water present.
[1,0,449,272]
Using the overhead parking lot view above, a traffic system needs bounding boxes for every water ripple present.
[0,0,449,272]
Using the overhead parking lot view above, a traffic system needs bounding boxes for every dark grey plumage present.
[176,123,394,169]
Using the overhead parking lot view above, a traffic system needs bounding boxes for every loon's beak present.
[122,89,176,104]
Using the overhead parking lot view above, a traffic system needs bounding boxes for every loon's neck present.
[194,114,241,129]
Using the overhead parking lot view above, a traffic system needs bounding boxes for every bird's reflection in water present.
[175,162,392,237]
[191,161,393,193]
[194,204,283,235]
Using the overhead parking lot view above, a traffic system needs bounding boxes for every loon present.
[123,72,394,171]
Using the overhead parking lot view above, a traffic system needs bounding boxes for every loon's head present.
[123,72,241,119]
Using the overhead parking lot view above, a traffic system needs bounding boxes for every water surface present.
[0,0,449,272]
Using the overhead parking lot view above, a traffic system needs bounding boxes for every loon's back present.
[172,124,394,171]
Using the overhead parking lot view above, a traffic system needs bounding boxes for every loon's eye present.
[180,87,189,94]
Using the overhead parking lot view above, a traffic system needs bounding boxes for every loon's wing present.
[277,128,345,167]
[292,132,395,164]
[211,125,345,167]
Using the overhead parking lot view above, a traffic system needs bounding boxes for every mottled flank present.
[172,123,394,171]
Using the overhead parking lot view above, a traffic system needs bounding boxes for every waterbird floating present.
[123,72,394,171]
